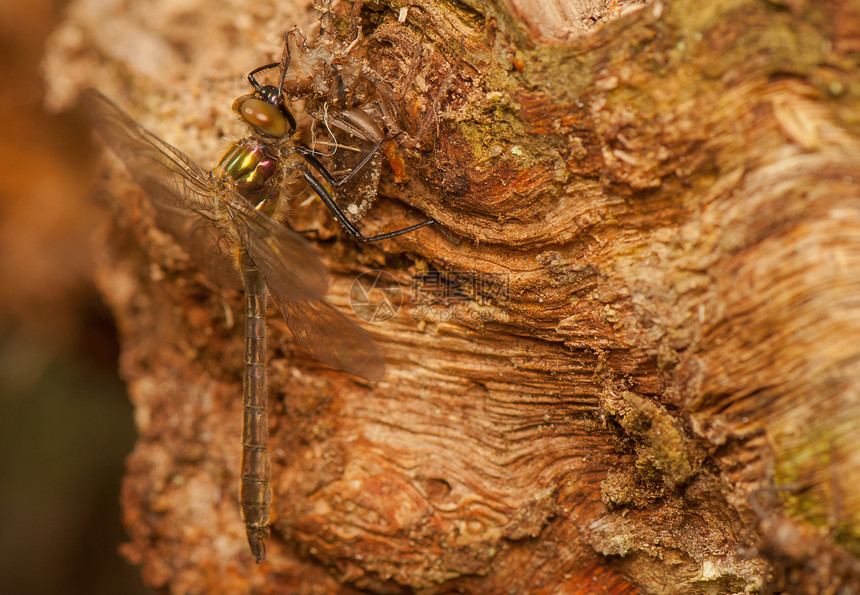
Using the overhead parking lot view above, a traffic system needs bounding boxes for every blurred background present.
[0,1,149,592]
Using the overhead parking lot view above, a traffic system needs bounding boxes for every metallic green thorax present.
[215,140,281,217]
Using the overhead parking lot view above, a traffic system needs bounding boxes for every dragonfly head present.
[233,89,294,140]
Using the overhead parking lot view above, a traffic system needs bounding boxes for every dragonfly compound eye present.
[233,95,287,139]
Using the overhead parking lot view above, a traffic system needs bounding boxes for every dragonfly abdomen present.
[240,266,272,563]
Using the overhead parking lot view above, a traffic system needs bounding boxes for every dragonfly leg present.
[295,142,384,188]
[247,61,279,91]
[298,164,447,242]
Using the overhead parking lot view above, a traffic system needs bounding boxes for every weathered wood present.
[45,0,860,592]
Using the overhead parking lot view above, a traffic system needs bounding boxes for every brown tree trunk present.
[45,0,860,593]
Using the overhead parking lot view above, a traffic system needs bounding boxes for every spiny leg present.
[297,138,458,243]
[299,164,437,242]
[296,141,384,189]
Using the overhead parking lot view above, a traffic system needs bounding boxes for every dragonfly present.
[82,50,442,563]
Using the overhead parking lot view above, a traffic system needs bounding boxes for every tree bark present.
[44,0,860,593]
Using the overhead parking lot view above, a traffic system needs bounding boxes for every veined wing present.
[225,194,329,301]
[152,203,242,289]
[230,201,384,379]
[269,295,386,382]
[84,87,329,301]
[83,88,244,287]
[81,88,215,213]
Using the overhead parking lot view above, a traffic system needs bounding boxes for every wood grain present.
[44,0,860,592]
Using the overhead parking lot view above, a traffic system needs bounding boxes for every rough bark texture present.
[44,0,860,593]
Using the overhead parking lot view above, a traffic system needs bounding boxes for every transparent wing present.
[81,88,215,212]
[84,88,377,373]
[83,87,329,301]
[226,197,329,301]
[152,204,242,289]
[83,88,241,287]
[268,292,386,382]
